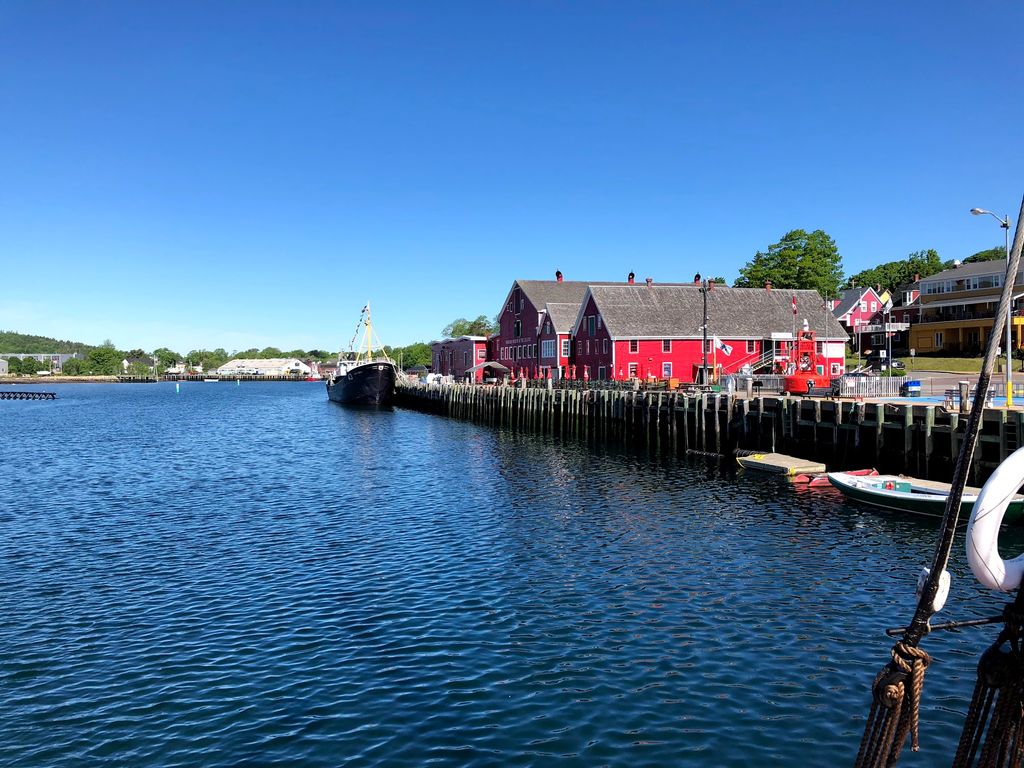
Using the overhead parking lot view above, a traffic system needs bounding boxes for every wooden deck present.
[736,452,827,476]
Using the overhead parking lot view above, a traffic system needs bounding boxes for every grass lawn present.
[845,356,1024,373]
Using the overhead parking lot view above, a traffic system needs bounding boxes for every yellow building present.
[909,259,1023,354]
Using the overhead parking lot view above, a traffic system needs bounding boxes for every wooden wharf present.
[0,391,56,400]
[395,382,1024,484]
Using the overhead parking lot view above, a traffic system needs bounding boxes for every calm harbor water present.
[1,382,1020,767]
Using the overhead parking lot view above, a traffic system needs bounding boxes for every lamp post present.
[971,207,1013,405]
[697,276,710,384]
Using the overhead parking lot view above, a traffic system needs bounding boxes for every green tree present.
[385,342,432,368]
[964,246,1006,264]
[152,347,180,370]
[127,361,153,378]
[734,229,843,297]
[62,357,86,375]
[86,340,122,375]
[10,356,37,374]
[442,315,496,338]
[259,346,283,359]
[848,249,947,290]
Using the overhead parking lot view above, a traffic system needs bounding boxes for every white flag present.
[713,335,733,356]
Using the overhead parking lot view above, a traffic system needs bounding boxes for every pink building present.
[431,336,489,381]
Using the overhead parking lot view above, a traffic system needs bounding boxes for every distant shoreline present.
[1,376,120,384]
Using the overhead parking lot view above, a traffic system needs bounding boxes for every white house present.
[216,358,312,377]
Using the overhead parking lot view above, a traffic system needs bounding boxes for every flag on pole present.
[713,336,733,356]
[791,296,798,315]
[882,296,893,313]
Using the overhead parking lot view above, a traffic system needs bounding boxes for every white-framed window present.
[561,339,570,358]
[588,316,596,336]
[935,331,944,348]
[746,340,756,353]
[628,362,638,378]
[860,300,867,311]
[830,362,841,375]
[541,339,556,358]
[662,339,671,353]
[871,301,878,312]
[662,362,672,378]
[705,339,713,353]
[577,341,583,355]
[477,349,486,359]
[629,339,639,353]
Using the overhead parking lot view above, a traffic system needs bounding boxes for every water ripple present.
[0,383,1009,766]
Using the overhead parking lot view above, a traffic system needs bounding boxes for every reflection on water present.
[0,383,1011,767]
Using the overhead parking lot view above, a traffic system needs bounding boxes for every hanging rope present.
[952,593,1024,768]
[854,195,1024,768]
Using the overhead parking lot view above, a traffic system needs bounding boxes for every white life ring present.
[967,446,1024,592]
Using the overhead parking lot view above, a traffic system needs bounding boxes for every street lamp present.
[971,207,1013,405]
[698,276,709,384]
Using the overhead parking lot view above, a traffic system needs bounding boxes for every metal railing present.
[837,376,909,398]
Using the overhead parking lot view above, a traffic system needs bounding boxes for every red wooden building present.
[431,336,489,381]
[494,271,632,379]
[569,282,848,382]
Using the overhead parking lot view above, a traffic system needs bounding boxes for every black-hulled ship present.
[326,303,398,406]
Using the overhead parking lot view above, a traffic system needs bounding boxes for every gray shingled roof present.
[586,285,848,339]
[516,280,623,309]
[923,259,1009,283]
[831,287,869,319]
[543,302,580,333]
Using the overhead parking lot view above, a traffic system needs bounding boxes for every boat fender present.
[967,446,1024,592]
[915,566,950,613]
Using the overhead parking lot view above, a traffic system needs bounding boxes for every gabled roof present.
[831,287,879,319]
[542,302,581,333]
[577,285,848,340]
[513,279,623,310]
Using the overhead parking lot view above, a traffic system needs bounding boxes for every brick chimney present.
[914,273,920,282]
[645,277,653,287]
[555,270,563,283]
[628,271,635,284]
[708,280,715,291]
[765,280,772,292]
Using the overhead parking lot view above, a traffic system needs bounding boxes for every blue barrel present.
[905,380,921,397]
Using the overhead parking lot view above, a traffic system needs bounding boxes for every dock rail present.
[0,391,56,400]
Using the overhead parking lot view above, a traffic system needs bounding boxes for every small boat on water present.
[827,471,1024,522]
[326,303,397,406]
[792,467,877,487]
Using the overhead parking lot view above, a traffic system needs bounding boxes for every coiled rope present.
[854,194,1024,768]
[952,596,1024,768]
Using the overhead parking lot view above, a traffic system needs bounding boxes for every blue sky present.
[1,1,1022,353]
